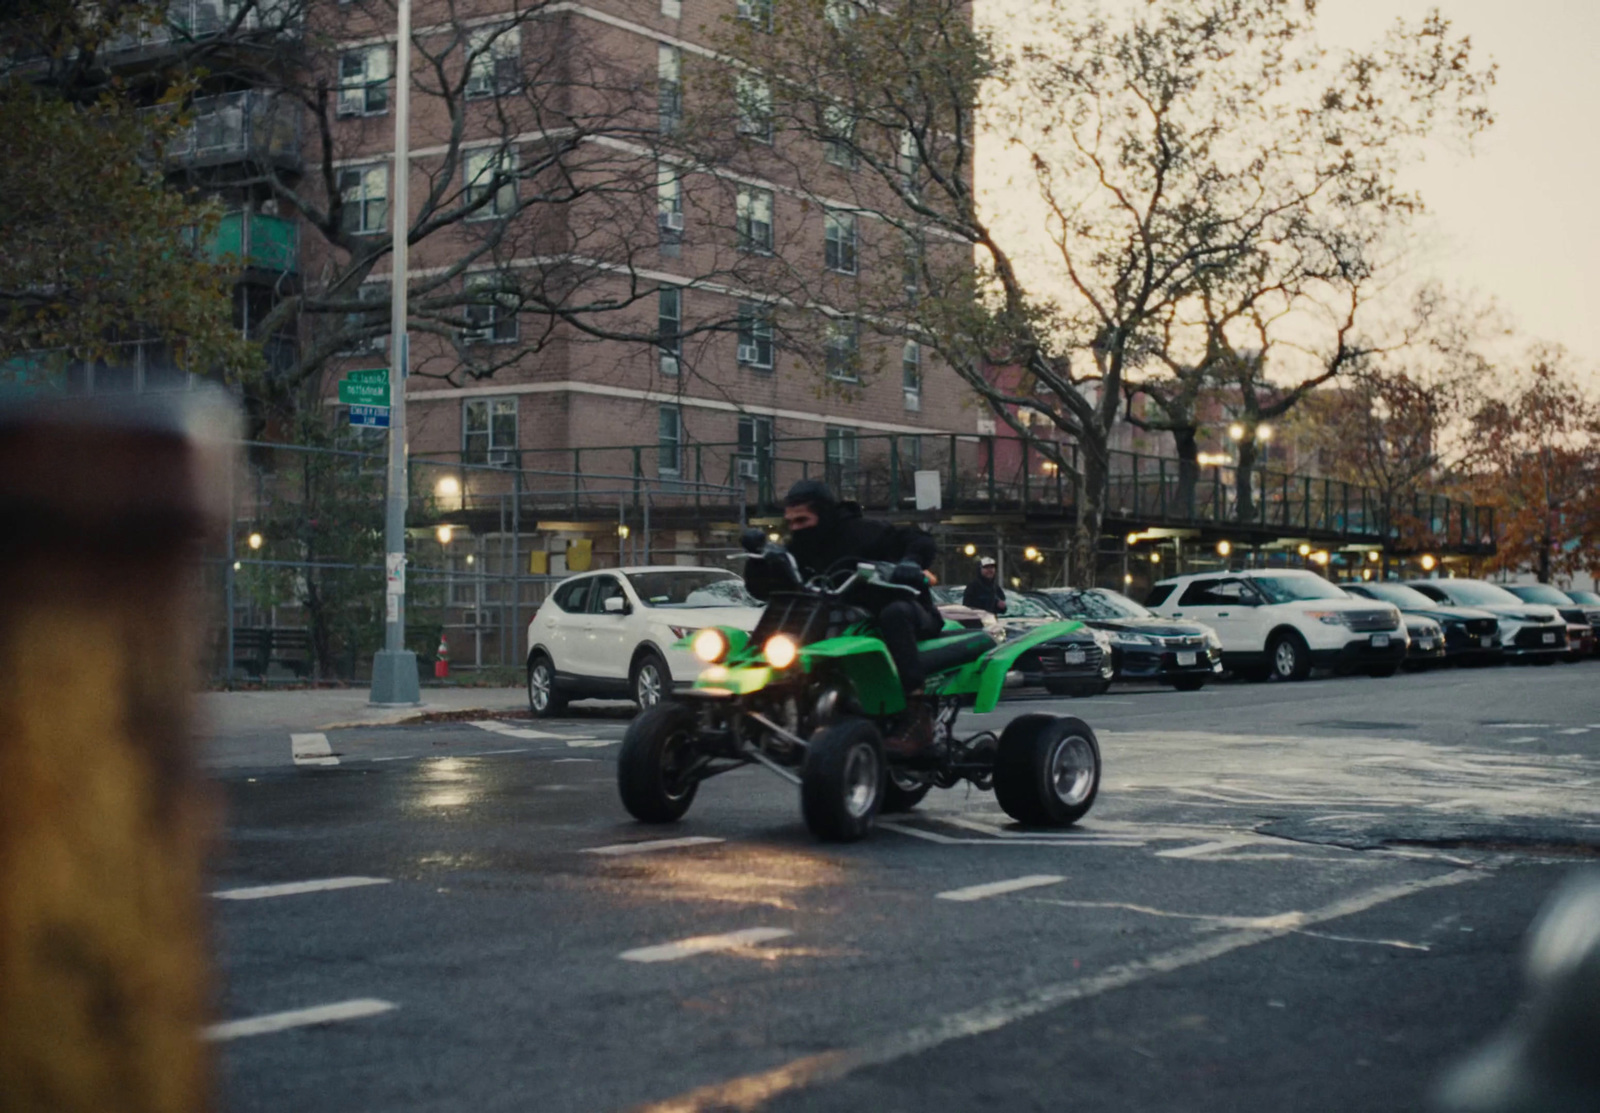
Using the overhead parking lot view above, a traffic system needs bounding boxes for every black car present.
[1033,588,1223,691]
[1343,583,1475,667]
[1403,579,1567,662]
[931,587,1114,697]
[1501,584,1599,660]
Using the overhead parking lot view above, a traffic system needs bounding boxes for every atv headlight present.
[764,634,799,670]
[691,628,728,664]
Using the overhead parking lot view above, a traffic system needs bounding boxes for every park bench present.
[231,627,314,681]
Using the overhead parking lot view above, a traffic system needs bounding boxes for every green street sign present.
[346,368,389,384]
[339,379,390,406]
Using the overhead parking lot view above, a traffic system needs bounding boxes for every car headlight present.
[668,625,695,639]
[1112,631,1154,646]
[691,628,728,664]
[1203,630,1222,648]
[1091,630,1114,652]
[1305,610,1348,626]
[764,634,798,669]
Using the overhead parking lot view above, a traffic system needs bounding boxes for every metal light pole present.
[370,0,419,705]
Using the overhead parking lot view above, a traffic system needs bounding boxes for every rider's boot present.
[883,691,936,762]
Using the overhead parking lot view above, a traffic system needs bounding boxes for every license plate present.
[1176,651,1197,667]
[1418,639,1434,651]
[1371,634,1390,648]
[1063,648,1087,665]
[1543,632,1557,644]
[1481,635,1493,647]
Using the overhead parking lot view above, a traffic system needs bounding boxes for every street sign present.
[348,404,390,428]
[346,368,389,384]
[339,379,390,406]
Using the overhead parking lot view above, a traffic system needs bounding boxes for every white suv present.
[525,566,762,716]
[1144,569,1407,681]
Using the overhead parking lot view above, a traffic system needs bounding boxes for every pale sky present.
[979,0,1600,373]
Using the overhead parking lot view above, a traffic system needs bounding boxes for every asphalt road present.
[206,662,1600,1112]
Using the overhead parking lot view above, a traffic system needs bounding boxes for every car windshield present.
[1507,584,1574,606]
[1005,594,1056,619]
[1249,574,1350,604]
[930,586,961,605]
[1047,589,1152,620]
[1567,590,1600,605]
[625,570,755,607]
[1429,580,1523,607]
[1351,583,1438,609]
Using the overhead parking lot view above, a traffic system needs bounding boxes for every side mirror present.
[740,527,769,554]
[602,596,626,614]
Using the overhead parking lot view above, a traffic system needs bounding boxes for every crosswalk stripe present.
[204,999,396,1041]
[213,877,390,901]
[620,928,791,964]
[937,875,1064,902]
[290,732,338,766]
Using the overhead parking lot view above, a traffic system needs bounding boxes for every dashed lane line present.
[290,732,338,766]
[583,836,727,856]
[620,927,792,964]
[204,998,397,1041]
[213,877,391,901]
[937,875,1064,902]
[624,867,1487,1112]
[469,720,567,740]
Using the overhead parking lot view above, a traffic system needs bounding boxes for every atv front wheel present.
[993,714,1101,827]
[881,767,933,813]
[617,702,701,823]
[801,718,885,841]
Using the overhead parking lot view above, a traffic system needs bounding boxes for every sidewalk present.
[195,685,528,768]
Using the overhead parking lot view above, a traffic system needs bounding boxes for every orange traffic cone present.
[434,634,450,680]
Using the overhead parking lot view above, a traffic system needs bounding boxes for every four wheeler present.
[616,531,1103,842]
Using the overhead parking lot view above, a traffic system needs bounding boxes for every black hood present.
[1392,604,1499,625]
[1084,617,1213,638]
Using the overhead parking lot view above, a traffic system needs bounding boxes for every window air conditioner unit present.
[736,343,760,364]
[736,457,758,480]
[659,353,680,375]
[903,389,921,412]
[487,449,514,467]
[659,210,685,231]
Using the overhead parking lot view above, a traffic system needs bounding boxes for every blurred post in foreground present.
[0,395,234,1113]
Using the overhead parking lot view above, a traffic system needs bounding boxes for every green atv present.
[616,532,1103,842]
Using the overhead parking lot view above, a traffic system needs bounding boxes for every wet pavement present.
[204,661,1600,1112]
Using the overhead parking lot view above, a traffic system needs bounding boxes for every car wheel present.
[1269,632,1311,681]
[1169,676,1207,692]
[527,653,567,717]
[631,651,671,710]
[617,702,700,823]
[992,713,1101,827]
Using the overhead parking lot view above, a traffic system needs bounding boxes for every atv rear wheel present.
[881,767,933,813]
[617,702,701,823]
[801,718,885,841]
[993,714,1101,827]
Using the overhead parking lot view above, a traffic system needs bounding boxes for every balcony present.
[107,0,302,53]
[165,90,303,175]
[203,211,299,275]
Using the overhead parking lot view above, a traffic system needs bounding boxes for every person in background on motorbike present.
[755,479,943,754]
[962,556,1007,615]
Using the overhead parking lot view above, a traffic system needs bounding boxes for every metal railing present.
[204,211,298,274]
[164,90,303,173]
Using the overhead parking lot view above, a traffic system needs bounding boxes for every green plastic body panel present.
[797,636,905,715]
[932,619,1086,713]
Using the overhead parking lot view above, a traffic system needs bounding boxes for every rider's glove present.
[890,560,926,588]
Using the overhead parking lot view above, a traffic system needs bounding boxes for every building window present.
[340,281,389,353]
[824,210,856,274]
[658,405,682,474]
[337,46,390,116]
[736,301,774,370]
[338,165,387,235]
[735,0,772,30]
[737,414,774,483]
[657,287,681,375]
[657,44,682,133]
[825,425,859,493]
[899,434,922,470]
[657,164,683,246]
[736,186,773,253]
[902,229,923,299]
[822,103,856,168]
[898,129,921,196]
[462,276,518,344]
[902,339,922,411]
[464,148,517,218]
[735,74,772,141]
[464,397,517,464]
[465,25,520,98]
[825,320,858,382]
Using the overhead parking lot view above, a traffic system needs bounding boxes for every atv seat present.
[916,632,995,675]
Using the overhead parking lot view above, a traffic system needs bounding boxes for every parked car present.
[1402,579,1568,663]
[931,586,1115,696]
[1144,569,1407,681]
[1342,581,1499,667]
[1500,583,1599,660]
[935,602,1006,644]
[525,567,763,715]
[1032,588,1223,691]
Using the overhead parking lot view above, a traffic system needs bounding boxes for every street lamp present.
[1421,554,1437,572]
[1217,540,1232,557]
[1023,546,1041,562]
[436,525,453,545]
[1228,423,1245,442]
[247,531,263,550]
[1298,543,1312,557]
[963,543,977,557]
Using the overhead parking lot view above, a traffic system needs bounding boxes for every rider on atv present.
[748,480,943,756]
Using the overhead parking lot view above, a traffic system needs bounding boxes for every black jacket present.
[962,576,1007,614]
[749,502,937,602]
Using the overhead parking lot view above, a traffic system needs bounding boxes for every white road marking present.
[877,821,1144,848]
[630,868,1487,1112]
[583,836,725,856]
[1557,727,1591,735]
[566,738,617,748]
[290,732,338,766]
[1485,723,1549,729]
[1155,837,1260,859]
[554,757,599,763]
[620,927,792,963]
[936,815,1149,845]
[204,998,396,1041]
[213,877,390,901]
[469,720,564,740]
[1502,737,1540,745]
[937,875,1064,902]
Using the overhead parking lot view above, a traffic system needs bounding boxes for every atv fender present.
[800,637,905,716]
[964,620,1086,713]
